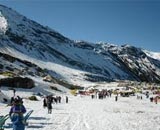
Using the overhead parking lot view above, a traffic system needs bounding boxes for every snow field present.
[1,94,160,130]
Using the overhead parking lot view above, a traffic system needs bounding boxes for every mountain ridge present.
[0,4,160,87]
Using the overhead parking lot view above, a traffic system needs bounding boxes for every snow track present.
[3,95,160,130]
[42,96,160,130]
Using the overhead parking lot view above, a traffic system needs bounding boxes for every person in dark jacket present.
[66,96,68,103]
[115,95,118,101]
[43,97,47,108]
[47,96,52,114]
[9,98,26,130]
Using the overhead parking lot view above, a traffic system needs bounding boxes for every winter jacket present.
[9,104,26,130]
[10,104,26,115]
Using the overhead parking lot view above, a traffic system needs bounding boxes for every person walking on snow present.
[9,98,26,130]
[47,96,52,114]
[66,96,68,103]
[43,97,47,108]
[115,95,118,101]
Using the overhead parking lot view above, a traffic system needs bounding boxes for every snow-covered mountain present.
[143,50,160,61]
[0,4,160,88]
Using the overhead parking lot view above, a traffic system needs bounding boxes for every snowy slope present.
[143,50,160,61]
[0,4,160,130]
[0,4,160,87]
[0,11,7,35]
[104,44,160,82]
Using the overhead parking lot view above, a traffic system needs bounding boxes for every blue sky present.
[0,0,160,52]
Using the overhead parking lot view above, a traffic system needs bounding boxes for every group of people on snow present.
[90,89,112,99]
[89,88,160,104]
[43,95,69,114]
[7,93,69,130]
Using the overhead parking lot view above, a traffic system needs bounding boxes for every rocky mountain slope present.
[0,4,160,87]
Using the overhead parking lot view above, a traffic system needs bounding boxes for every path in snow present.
[4,95,160,130]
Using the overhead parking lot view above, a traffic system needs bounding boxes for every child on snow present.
[9,97,26,130]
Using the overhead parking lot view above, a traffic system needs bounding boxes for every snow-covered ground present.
[1,89,160,130]
[0,11,8,35]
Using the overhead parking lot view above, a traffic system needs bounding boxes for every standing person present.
[91,94,94,99]
[155,97,158,104]
[58,96,61,103]
[9,98,26,130]
[47,96,52,114]
[115,95,118,102]
[66,96,68,103]
[43,97,47,108]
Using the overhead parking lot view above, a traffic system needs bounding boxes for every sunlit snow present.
[0,11,8,35]
[1,86,160,130]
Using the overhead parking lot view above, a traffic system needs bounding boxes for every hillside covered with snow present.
[0,4,160,90]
